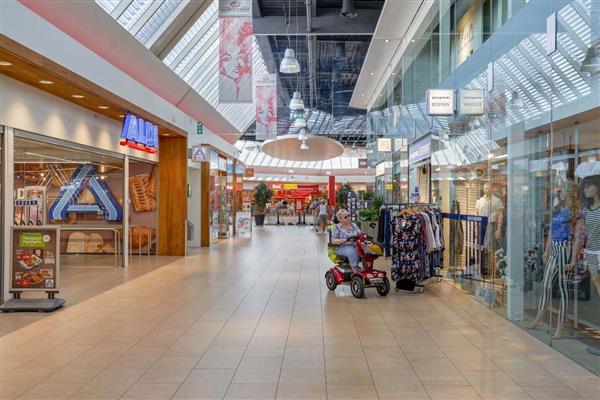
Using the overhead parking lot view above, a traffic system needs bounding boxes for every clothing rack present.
[387,203,444,293]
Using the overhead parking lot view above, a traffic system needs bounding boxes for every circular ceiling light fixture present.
[289,91,305,111]
[300,139,310,150]
[262,134,344,161]
[280,48,300,74]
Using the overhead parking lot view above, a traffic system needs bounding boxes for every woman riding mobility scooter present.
[325,233,390,298]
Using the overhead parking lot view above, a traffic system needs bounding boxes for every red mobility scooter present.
[325,233,390,298]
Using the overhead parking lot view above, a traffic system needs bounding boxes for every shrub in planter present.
[253,182,273,226]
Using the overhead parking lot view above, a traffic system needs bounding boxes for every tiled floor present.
[1,226,599,400]
[0,255,179,336]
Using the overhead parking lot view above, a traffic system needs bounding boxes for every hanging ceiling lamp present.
[300,139,310,150]
[340,0,357,18]
[581,42,600,74]
[280,48,300,74]
[510,90,524,109]
[293,112,307,129]
[298,128,308,141]
[289,91,305,111]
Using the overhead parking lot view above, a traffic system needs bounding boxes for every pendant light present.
[340,0,357,18]
[279,0,301,74]
[290,91,305,111]
[292,112,307,129]
[300,139,310,150]
[581,43,600,74]
[510,90,524,109]
[298,128,308,141]
[280,48,300,74]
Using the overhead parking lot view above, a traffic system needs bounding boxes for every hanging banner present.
[219,0,252,103]
[255,73,277,140]
[427,89,454,116]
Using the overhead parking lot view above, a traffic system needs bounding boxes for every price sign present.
[11,226,60,291]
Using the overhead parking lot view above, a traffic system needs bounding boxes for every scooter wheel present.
[325,271,337,291]
[351,276,365,298]
[377,277,390,296]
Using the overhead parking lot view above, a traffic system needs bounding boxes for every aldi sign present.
[120,113,159,154]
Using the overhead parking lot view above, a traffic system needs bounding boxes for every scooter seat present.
[335,255,349,264]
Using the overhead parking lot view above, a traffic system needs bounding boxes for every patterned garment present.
[391,215,425,282]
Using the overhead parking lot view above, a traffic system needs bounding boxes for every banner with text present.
[219,0,252,103]
[255,73,277,140]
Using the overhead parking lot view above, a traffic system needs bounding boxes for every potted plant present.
[336,183,353,209]
[253,182,273,226]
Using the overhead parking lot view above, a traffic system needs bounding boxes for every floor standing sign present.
[235,211,252,236]
[0,226,65,312]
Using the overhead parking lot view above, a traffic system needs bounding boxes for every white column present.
[2,127,14,302]
[123,155,129,267]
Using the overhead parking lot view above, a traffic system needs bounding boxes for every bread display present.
[130,174,156,212]
[129,226,156,249]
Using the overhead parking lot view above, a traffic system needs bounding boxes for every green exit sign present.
[196,122,203,135]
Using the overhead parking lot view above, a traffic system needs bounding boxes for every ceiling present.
[90,0,383,146]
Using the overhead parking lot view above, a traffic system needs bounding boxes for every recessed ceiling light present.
[370,72,374,76]
[0,61,13,66]
[361,94,365,97]
[384,39,390,43]
[97,106,109,109]
[39,80,54,85]
[411,39,416,43]
[118,114,125,118]
[72,94,85,99]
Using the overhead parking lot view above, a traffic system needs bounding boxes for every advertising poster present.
[12,226,59,290]
[219,0,252,103]
[255,73,277,140]
[236,211,252,236]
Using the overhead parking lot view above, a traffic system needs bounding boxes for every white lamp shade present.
[581,45,600,74]
[280,48,300,74]
[290,91,305,111]
[298,128,307,141]
[293,114,307,129]
[300,139,310,150]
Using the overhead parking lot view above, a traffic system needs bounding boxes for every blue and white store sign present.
[120,113,159,154]
[409,136,432,164]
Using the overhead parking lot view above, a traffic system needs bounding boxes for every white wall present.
[0,77,158,162]
[187,168,201,248]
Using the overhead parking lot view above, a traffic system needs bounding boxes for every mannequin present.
[579,174,600,356]
[582,174,600,300]
[475,183,504,243]
[529,182,581,339]
[475,183,504,276]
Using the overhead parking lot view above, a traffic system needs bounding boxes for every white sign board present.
[235,212,252,236]
[426,89,455,116]
[458,89,485,115]
[377,138,392,152]
[191,146,209,162]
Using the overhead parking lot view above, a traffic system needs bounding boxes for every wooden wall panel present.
[200,162,210,247]
[158,137,187,256]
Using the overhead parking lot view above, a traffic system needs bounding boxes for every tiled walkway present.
[1,226,599,399]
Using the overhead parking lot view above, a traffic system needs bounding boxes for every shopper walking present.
[310,198,320,231]
[318,199,330,234]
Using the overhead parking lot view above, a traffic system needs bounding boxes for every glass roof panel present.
[136,1,183,45]
[117,0,154,30]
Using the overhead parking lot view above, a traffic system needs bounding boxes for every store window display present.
[530,182,582,339]
[14,136,124,267]
[475,183,504,248]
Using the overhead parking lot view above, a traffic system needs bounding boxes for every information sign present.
[427,89,455,116]
[235,212,252,236]
[11,226,60,290]
[458,89,485,115]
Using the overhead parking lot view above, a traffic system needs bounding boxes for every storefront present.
[0,72,188,303]
[368,0,600,374]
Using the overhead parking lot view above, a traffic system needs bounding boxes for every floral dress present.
[391,215,424,282]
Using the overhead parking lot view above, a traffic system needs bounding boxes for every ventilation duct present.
[340,0,357,18]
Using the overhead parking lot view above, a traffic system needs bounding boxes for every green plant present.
[253,182,273,213]
[362,190,375,201]
[336,183,353,209]
[358,195,383,221]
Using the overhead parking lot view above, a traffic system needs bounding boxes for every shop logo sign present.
[458,89,485,115]
[409,136,431,164]
[120,113,158,154]
[426,89,455,116]
[190,146,209,162]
